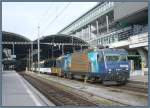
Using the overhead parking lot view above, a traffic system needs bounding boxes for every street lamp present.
[37,25,40,73]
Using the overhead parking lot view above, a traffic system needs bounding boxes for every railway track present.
[109,82,148,94]
[62,76,148,95]
[20,72,148,106]
[86,81,148,97]
[50,75,148,95]
[19,73,97,106]
[41,73,148,96]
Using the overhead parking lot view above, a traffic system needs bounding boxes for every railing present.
[89,24,148,46]
[89,26,133,45]
[118,28,133,41]
[129,32,148,45]
[133,24,148,35]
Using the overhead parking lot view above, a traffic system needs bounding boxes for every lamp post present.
[37,25,40,73]
[29,48,30,71]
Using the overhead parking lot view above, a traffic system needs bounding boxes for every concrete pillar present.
[96,20,99,35]
[106,15,109,32]
[82,29,84,40]
[137,48,148,68]
[88,25,91,40]
[79,31,81,38]
[86,27,88,41]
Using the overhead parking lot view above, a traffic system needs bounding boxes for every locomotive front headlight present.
[116,69,121,71]
[108,71,111,74]
[108,69,112,72]
[108,69,112,74]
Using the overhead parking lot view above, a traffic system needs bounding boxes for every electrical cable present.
[40,2,71,35]
[38,2,54,25]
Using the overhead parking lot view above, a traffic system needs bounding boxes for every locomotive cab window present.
[120,55,127,61]
[105,55,128,62]
[105,55,120,61]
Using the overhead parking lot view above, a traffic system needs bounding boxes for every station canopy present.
[3,31,31,42]
[2,31,31,60]
[34,34,89,61]
[2,31,31,70]
[2,31,88,70]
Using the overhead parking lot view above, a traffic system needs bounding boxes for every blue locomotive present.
[56,48,130,85]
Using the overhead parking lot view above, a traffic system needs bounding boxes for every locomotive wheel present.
[66,74,69,78]
[63,73,67,78]
[88,77,95,83]
[68,73,74,79]
[117,80,127,85]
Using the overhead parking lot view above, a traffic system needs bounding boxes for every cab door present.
[88,52,98,73]
[97,52,106,74]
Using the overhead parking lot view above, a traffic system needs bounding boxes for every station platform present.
[2,70,55,106]
[129,75,148,85]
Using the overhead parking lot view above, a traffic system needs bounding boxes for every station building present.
[58,2,148,75]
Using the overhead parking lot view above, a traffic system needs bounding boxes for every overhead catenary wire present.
[40,2,71,36]
[29,2,71,40]
[37,2,54,25]
[28,2,54,40]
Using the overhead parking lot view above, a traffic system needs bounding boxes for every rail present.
[20,72,97,106]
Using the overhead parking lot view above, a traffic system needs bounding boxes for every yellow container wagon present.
[51,67,62,76]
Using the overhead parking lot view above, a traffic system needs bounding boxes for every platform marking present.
[17,73,42,106]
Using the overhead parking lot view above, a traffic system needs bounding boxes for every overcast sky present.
[2,2,97,41]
